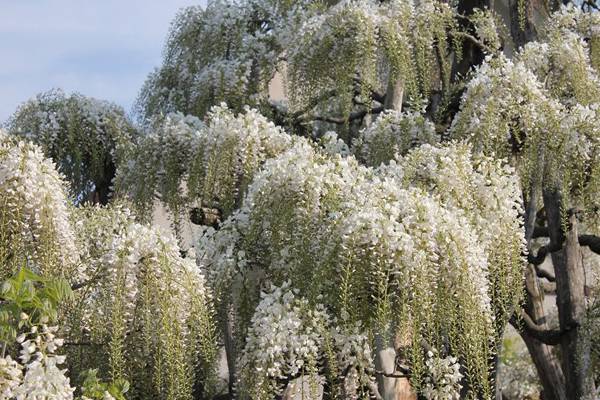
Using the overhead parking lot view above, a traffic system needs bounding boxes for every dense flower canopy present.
[0,135,218,400]
[451,6,600,212]
[4,2,600,399]
[135,0,501,128]
[200,137,525,398]
[66,205,217,399]
[117,104,295,221]
[6,90,137,203]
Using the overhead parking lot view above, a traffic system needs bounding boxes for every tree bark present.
[221,302,238,396]
[383,78,404,113]
[518,264,567,400]
[543,189,596,399]
[511,182,567,400]
[378,70,417,400]
[374,333,416,400]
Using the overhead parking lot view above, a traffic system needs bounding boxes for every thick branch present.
[510,311,563,346]
[313,106,384,125]
[528,242,563,266]
[578,234,600,255]
[450,31,495,54]
[532,225,549,239]
[190,207,221,229]
[353,76,385,104]
[535,265,556,282]
[375,370,410,379]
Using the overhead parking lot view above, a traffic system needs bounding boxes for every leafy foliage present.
[135,0,313,121]
[117,104,295,222]
[6,90,137,203]
[201,138,525,398]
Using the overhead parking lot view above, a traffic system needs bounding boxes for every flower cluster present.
[115,112,204,219]
[238,283,377,399]
[6,325,75,400]
[6,89,136,201]
[422,350,463,400]
[387,143,526,331]
[0,355,22,398]
[352,109,437,166]
[239,284,328,399]
[118,104,295,222]
[0,136,77,280]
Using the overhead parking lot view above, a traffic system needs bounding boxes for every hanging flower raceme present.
[65,204,218,400]
[352,109,437,166]
[0,355,22,398]
[201,140,524,398]
[0,133,77,280]
[421,350,463,400]
[118,104,296,223]
[239,284,329,399]
[6,90,136,203]
[2,325,75,400]
[201,140,369,307]
[115,112,205,219]
[451,6,600,217]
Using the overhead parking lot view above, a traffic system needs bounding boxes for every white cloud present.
[0,0,206,121]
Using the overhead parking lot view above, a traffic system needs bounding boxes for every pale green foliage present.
[287,0,458,116]
[136,0,312,120]
[451,6,600,214]
[201,136,525,398]
[0,269,76,400]
[79,369,129,400]
[117,104,295,221]
[0,134,77,280]
[6,90,136,201]
[352,109,437,166]
[66,204,218,400]
[0,132,218,399]
[0,268,73,345]
[384,143,526,339]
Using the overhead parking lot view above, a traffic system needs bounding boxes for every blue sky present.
[0,1,206,121]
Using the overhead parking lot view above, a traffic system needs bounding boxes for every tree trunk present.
[378,73,417,400]
[374,333,416,400]
[513,182,567,400]
[221,302,238,396]
[518,264,567,400]
[383,78,404,113]
[543,189,596,399]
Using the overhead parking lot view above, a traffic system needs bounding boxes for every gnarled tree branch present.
[510,311,563,346]
[578,234,600,255]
